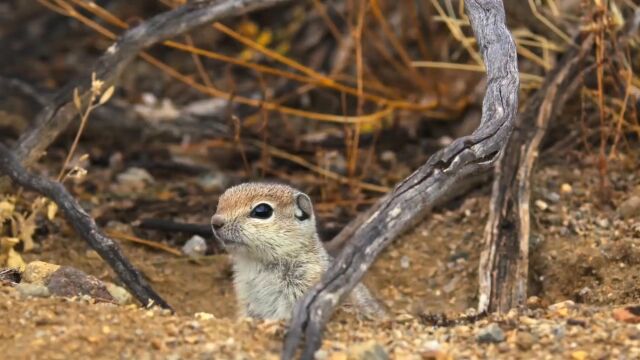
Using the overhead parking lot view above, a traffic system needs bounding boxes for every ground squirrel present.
[211,182,385,320]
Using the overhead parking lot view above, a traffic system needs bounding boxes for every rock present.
[548,300,575,311]
[553,324,566,340]
[22,261,60,284]
[314,349,329,360]
[534,200,549,211]
[544,191,561,203]
[182,235,207,258]
[16,282,50,298]
[399,255,410,269]
[526,296,542,308]
[105,282,132,305]
[516,331,536,350]
[194,312,216,321]
[596,218,610,228]
[476,323,505,343]
[45,266,115,302]
[578,287,591,298]
[571,350,588,360]
[420,340,444,358]
[613,306,640,324]
[115,167,154,192]
[380,151,396,165]
[197,173,228,192]
[560,183,573,194]
[347,341,388,360]
[617,196,640,219]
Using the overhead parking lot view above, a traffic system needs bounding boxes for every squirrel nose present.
[211,215,225,231]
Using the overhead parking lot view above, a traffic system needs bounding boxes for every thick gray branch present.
[282,0,519,358]
[478,34,594,314]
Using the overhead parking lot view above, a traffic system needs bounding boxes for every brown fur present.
[212,182,385,320]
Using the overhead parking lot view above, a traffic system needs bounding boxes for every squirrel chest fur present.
[211,182,384,320]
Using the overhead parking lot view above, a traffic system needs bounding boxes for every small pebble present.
[613,306,640,324]
[105,282,132,305]
[617,196,640,219]
[476,323,505,343]
[548,300,575,311]
[347,341,388,360]
[194,312,216,321]
[596,218,610,229]
[526,296,542,308]
[544,191,561,203]
[560,183,573,194]
[516,331,536,350]
[399,255,410,269]
[16,283,50,298]
[116,167,154,185]
[197,173,228,192]
[535,200,549,211]
[182,235,208,258]
[314,349,329,360]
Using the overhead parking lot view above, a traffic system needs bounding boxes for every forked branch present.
[282,1,519,358]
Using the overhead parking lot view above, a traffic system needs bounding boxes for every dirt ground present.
[1,149,639,359]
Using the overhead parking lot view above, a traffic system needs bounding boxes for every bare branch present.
[478,35,594,314]
[282,1,519,358]
[0,143,172,310]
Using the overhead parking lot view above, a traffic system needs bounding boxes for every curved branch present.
[0,143,171,310]
[282,0,519,358]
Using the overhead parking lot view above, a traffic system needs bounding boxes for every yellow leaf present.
[47,201,58,221]
[7,248,25,271]
[0,237,24,271]
[0,199,15,221]
[256,30,273,47]
[73,87,82,110]
[13,213,36,252]
[99,85,115,105]
[239,49,255,61]
[238,21,259,38]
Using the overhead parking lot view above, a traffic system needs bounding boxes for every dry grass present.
[33,0,640,198]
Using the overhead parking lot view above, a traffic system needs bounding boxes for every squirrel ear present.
[294,193,313,221]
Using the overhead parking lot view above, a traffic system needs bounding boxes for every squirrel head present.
[211,182,318,262]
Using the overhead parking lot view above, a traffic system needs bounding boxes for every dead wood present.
[282,1,519,359]
[11,0,290,169]
[0,143,172,310]
[477,35,595,314]
[478,9,640,314]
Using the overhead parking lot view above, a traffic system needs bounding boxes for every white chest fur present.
[231,255,326,320]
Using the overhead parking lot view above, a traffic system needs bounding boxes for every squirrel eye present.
[250,203,273,219]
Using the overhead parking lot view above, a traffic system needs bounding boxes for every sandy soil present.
[1,154,639,359]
